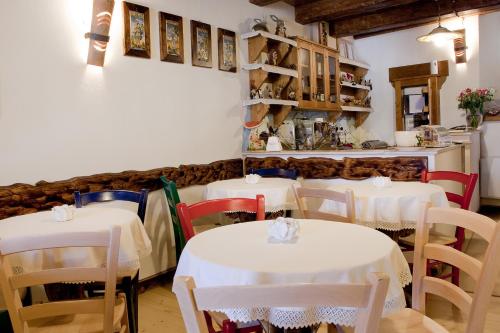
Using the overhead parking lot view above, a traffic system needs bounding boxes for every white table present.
[175,219,411,329]
[319,181,449,231]
[0,207,152,277]
[205,178,299,212]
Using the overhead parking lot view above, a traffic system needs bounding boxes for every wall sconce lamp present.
[85,0,115,67]
[454,29,467,64]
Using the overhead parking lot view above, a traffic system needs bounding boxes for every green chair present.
[160,176,186,262]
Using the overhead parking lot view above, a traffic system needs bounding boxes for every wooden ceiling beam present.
[330,0,500,38]
[249,0,283,6]
[295,0,419,24]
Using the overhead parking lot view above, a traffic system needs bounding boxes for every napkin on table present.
[268,217,300,243]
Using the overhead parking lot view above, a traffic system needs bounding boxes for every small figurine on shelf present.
[275,85,283,99]
[288,88,296,101]
[270,15,286,37]
[252,18,268,32]
[269,49,279,66]
[250,88,260,99]
[262,85,273,99]
[367,79,373,90]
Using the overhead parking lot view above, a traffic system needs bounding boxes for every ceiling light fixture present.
[417,0,462,43]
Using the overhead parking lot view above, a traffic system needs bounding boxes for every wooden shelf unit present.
[296,37,342,117]
[389,60,449,131]
[339,57,372,127]
[243,32,299,127]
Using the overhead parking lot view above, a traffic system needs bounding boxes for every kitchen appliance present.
[394,131,419,147]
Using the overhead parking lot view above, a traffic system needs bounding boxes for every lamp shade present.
[417,25,463,43]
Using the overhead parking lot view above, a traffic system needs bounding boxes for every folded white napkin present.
[52,204,75,222]
[268,217,300,243]
[372,176,392,188]
[245,174,261,184]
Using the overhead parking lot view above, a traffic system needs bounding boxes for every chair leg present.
[122,276,138,333]
[451,266,460,286]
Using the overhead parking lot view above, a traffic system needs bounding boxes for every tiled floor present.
[138,206,500,332]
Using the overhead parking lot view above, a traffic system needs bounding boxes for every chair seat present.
[379,308,448,333]
[399,232,457,247]
[28,295,127,333]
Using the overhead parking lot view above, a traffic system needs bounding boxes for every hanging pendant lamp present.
[417,0,462,43]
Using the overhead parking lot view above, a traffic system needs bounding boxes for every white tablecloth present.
[0,207,152,277]
[175,220,411,329]
[319,181,449,231]
[204,178,299,212]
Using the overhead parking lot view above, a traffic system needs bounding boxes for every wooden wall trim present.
[0,159,243,219]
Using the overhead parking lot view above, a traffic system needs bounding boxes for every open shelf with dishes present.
[339,57,372,127]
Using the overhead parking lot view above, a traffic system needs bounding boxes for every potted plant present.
[458,88,495,129]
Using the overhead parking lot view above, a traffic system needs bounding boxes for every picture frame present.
[159,12,184,63]
[191,20,212,68]
[318,21,329,46]
[218,28,237,72]
[123,2,151,58]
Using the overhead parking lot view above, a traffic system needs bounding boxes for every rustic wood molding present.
[245,156,427,180]
[0,159,243,220]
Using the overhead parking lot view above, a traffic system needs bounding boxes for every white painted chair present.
[0,225,129,333]
[293,184,356,223]
[380,204,500,333]
[173,272,389,333]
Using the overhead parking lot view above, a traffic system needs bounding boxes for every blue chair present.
[73,188,149,333]
[74,189,148,223]
[248,167,298,180]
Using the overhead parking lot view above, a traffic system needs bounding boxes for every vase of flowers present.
[458,88,495,130]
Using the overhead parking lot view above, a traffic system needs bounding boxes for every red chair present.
[176,195,265,333]
[177,195,265,242]
[400,170,478,286]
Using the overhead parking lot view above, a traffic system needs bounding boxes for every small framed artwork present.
[218,28,237,72]
[159,12,184,63]
[318,21,329,46]
[123,2,151,58]
[191,20,212,68]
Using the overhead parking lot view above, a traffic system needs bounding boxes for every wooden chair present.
[74,189,149,223]
[173,272,389,333]
[160,176,185,262]
[399,170,478,285]
[0,225,129,333]
[73,189,149,333]
[176,195,265,242]
[247,167,298,180]
[380,204,500,333]
[176,196,265,333]
[293,184,356,223]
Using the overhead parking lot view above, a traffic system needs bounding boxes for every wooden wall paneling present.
[394,80,404,131]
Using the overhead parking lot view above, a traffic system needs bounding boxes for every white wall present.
[0,0,304,185]
[354,13,500,144]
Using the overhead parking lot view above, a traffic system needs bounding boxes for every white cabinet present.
[450,130,481,212]
[480,123,500,203]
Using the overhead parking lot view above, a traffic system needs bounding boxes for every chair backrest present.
[293,184,356,223]
[248,167,298,180]
[421,170,478,210]
[160,176,186,261]
[74,189,149,223]
[412,204,500,333]
[0,226,121,333]
[176,195,265,242]
[173,272,389,333]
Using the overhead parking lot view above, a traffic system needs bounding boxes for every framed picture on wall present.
[218,28,236,72]
[123,2,151,58]
[191,20,212,68]
[159,12,184,63]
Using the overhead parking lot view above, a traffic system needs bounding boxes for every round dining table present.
[205,177,299,212]
[319,180,449,231]
[0,206,152,277]
[175,219,411,329]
